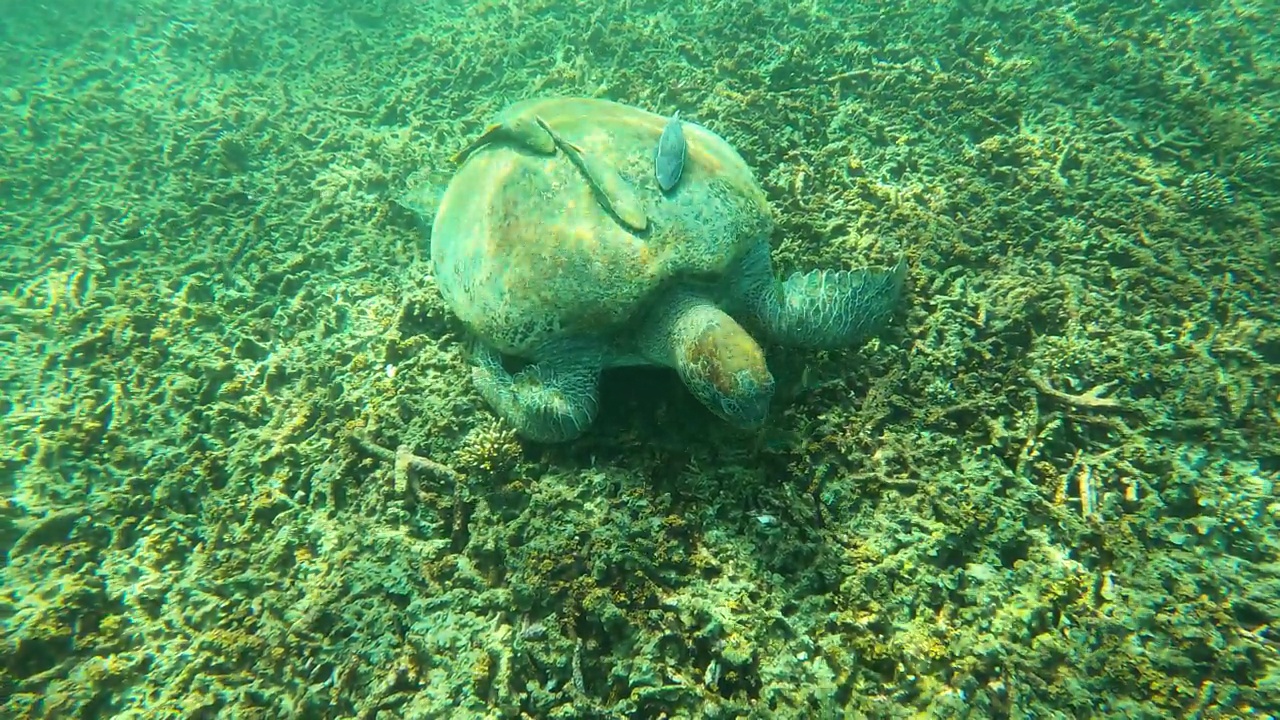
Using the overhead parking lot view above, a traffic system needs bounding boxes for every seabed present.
[1,1,1277,717]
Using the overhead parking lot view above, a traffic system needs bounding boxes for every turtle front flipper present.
[738,243,907,349]
[470,341,603,443]
[534,116,648,232]
[452,114,557,164]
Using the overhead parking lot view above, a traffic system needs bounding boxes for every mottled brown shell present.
[431,97,772,357]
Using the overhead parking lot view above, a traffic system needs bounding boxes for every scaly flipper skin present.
[469,341,603,443]
[639,292,775,428]
[736,242,907,349]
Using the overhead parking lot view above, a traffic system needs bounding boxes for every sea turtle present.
[427,96,905,442]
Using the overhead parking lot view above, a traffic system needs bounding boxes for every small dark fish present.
[654,110,687,192]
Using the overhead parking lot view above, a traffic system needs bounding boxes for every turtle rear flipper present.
[535,116,648,232]
[395,168,452,228]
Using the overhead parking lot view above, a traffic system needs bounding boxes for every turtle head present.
[676,310,775,429]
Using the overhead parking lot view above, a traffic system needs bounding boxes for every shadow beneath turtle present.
[595,366,720,445]
[596,348,812,439]
[550,353,811,462]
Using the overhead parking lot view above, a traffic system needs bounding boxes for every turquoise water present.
[1,1,1277,717]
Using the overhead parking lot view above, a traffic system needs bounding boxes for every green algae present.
[1,0,1278,717]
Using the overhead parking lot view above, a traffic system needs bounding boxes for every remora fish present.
[452,113,556,165]
[654,110,687,192]
[535,116,648,232]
